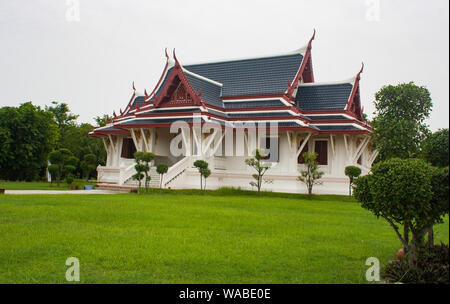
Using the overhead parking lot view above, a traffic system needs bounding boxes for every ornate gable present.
[153,59,202,108]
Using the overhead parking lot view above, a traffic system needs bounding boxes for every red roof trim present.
[286,30,316,100]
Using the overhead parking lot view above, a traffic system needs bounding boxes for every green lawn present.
[0,180,97,190]
[0,190,448,283]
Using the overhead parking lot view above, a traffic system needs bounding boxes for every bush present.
[65,175,74,185]
[345,165,362,196]
[383,243,449,284]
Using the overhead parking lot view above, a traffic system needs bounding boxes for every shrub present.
[345,165,361,196]
[65,174,74,186]
[383,243,449,284]
[156,163,169,189]
[245,149,271,195]
[297,152,324,198]
[193,160,209,190]
[353,158,435,267]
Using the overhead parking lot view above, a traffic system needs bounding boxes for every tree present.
[156,163,169,189]
[201,167,211,190]
[80,153,97,181]
[244,149,271,195]
[133,151,154,194]
[353,158,435,267]
[193,160,209,190]
[45,101,78,130]
[371,82,432,161]
[421,128,449,168]
[0,103,59,181]
[94,114,112,127]
[297,152,324,198]
[48,148,78,186]
[424,166,449,247]
[345,165,362,196]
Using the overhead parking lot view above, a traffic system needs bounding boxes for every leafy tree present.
[48,148,78,186]
[201,167,211,190]
[45,101,78,130]
[244,149,271,195]
[424,166,449,247]
[66,174,74,187]
[0,103,59,181]
[156,163,169,189]
[80,153,97,181]
[297,152,324,198]
[371,82,432,161]
[133,151,154,194]
[193,160,209,190]
[132,171,145,193]
[94,114,112,127]
[353,158,436,267]
[421,128,449,168]
[345,166,362,196]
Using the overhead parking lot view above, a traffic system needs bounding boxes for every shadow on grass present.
[135,186,355,202]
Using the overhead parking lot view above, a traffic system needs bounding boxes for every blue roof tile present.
[184,53,303,97]
[296,83,353,111]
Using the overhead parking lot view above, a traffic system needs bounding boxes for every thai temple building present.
[89,31,377,194]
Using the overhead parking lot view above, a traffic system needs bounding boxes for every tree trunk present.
[425,225,434,247]
[349,181,352,196]
[200,174,202,190]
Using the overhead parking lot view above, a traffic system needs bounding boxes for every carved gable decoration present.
[153,63,201,108]
[168,83,194,105]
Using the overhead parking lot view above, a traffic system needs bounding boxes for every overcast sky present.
[0,0,448,130]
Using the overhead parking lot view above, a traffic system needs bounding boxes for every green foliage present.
[353,158,436,266]
[133,151,155,194]
[80,153,97,181]
[371,82,432,161]
[94,114,112,127]
[245,149,271,195]
[345,166,362,196]
[297,152,324,198]
[194,160,209,190]
[421,128,449,168]
[45,101,78,129]
[46,102,105,179]
[48,148,77,187]
[156,163,169,189]
[383,243,449,284]
[0,102,59,181]
[200,167,211,190]
[65,174,74,186]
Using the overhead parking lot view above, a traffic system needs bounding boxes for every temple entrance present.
[121,138,136,159]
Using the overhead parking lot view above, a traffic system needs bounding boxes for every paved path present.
[3,189,128,195]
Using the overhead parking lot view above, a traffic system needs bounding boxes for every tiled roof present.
[184,72,224,108]
[130,96,146,108]
[184,53,303,97]
[312,124,360,131]
[295,83,353,111]
[117,118,195,126]
[224,99,286,109]
[304,115,349,121]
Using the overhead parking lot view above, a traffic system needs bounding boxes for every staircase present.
[124,167,161,188]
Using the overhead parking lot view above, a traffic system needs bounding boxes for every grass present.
[0,189,448,283]
[0,180,97,190]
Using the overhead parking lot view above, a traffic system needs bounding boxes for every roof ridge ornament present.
[132,81,136,92]
[165,47,169,60]
[173,48,179,64]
